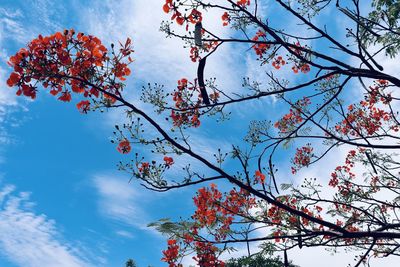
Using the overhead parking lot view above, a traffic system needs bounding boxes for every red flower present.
[177,78,188,90]
[222,12,230,26]
[138,162,150,173]
[291,144,314,173]
[163,156,174,166]
[163,0,173,13]
[161,239,180,267]
[117,139,131,154]
[191,115,201,127]
[254,170,266,183]
[58,91,72,102]
[188,9,202,24]
[251,30,270,58]
[272,56,286,69]
[300,63,310,73]
[113,62,131,81]
[193,242,225,267]
[237,0,250,6]
[170,78,202,128]
[163,3,170,13]
[76,100,91,113]
[377,79,389,86]
[6,72,21,87]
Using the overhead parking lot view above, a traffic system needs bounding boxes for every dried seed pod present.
[194,22,202,47]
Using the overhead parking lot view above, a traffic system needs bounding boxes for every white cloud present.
[0,61,20,147]
[0,7,30,148]
[0,8,26,44]
[93,174,150,228]
[85,0,240,90]
[0,184,94,267]
[115,230,135,239]
[0,9,19,114]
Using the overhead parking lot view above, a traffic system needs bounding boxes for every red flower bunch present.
[76,100,91,113]
[117,139,131,154]
[274,98,311,133]
[193,184,222,226]
[289,42,311,74]
[163,0,202,29]
[222,12,230,26]
[254,170,266,183]
[170,78,203,128]
[237,0,250,6]
[192,184,256,241]
[251,30,271,58]
[7,30,134,110]
[329,150,359,189]
[161,239,180,267]
[335,82,394,136]
[193,242,225,267]
[272,56,286,69]
[138,162,150,174]
[163,156,174,167]
[291,144,314,174]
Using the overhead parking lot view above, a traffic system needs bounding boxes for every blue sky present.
[1,1,400,267]
[0,1,200,266]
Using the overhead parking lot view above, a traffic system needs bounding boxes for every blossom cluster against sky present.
[1,1,400,267]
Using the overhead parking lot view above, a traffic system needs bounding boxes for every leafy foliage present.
[226,253,298,267]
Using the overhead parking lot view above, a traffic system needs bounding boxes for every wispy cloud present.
[0,60,21,147]
[0,184,95,267]
[93,174,150,228]
[0,7,31,149]
[0,7,26,44]
[85,0,240,89]
[115,230,135,239]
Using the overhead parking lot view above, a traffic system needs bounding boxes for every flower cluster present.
[254,170,266,183]
[76,100,91,113]
[192,184,256,241]
[274,109,303,132]
[161,239,180,267]
[274,97,311,133]
[193,242,225,267]
[289,42,311,74]
[131,157,175,183]
[272,56,286,69]
[192,184,223,226]
[163,0,202,29]
[221,12,230,26]
[265,193,327,238]
[334,81,395,136]
[291,144,314,174]
[237,0,250,6]
[251,30,271,58]
[329,149,358,190]
[189,46,200,62]
[7,30,133,110]
[170,78,204,128]
[138,162,150,174]
[163,156,174,167]
[188,40,219,62]
[117,139,131,154]
[160,184,257,265]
